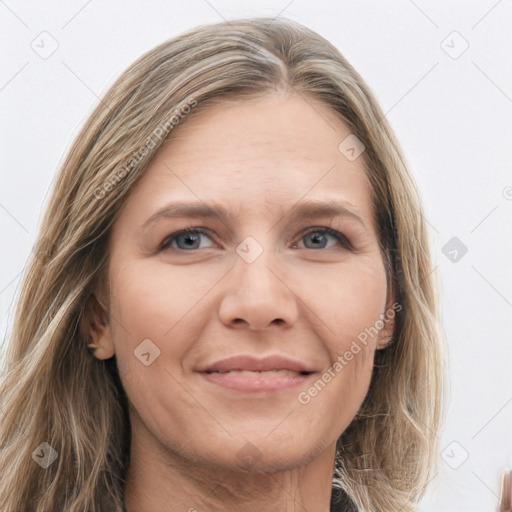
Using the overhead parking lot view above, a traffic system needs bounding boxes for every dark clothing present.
[330,486,358,511]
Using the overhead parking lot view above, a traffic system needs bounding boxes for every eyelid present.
[296,226,353,250]
[159,227,215,251]
[159,225,353,252]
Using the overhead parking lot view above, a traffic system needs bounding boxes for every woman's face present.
[97,92,393,473]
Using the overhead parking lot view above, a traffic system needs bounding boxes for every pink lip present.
[199,371,316,392]
[197,354,316,373]
[196,354,318,392]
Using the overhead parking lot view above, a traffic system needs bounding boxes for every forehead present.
[115,93,376,230]
[165,92,362,173]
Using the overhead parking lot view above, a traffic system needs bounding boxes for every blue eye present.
[159,227,352,252]
[160,228,214,251]
[297,227,352,250]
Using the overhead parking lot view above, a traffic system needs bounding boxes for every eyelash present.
[158,226,353,252]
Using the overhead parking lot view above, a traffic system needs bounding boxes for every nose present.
[217,245,299,331]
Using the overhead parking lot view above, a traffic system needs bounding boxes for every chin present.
[196,435,331,474]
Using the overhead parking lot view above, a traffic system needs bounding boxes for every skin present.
[89,91,395,512]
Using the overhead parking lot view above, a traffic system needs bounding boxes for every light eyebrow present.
[141,199,366,232]
[141,201,236,231]
[282,199,366,229]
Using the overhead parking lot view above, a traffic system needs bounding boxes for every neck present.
[124,414,338,512]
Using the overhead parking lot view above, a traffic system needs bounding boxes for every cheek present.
[107,261,196,374]
[107,263,204,428]
[295,264,385,426]
[110,253,387,361]
[110,259,206,338]
[295,257,388,347]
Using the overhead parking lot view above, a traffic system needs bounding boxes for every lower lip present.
[199,371,316,392]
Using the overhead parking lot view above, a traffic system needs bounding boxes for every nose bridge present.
[218,231,298,330]
[233,233,281,297]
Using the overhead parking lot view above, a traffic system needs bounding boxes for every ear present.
[376,293,400,350]
[82,293,115,360]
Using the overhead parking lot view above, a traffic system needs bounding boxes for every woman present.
[0,17,446,512]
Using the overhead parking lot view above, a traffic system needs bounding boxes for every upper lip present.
[198,355,317,374]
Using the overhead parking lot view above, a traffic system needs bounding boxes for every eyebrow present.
[141,199,366,231]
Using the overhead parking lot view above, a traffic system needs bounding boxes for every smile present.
[199,369,317,392]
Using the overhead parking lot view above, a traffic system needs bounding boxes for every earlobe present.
[84,294,115,360]
[376,325,393,350]
[376,296,398,350]
[87,343,115,359]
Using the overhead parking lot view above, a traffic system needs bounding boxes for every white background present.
[1,1,511,510]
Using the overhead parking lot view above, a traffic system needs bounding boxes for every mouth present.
[196,354,319,392]
[198,354,316,373]
[198,367,317,392]
[203,369,313,376]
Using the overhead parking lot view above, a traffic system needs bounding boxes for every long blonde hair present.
[0,17,446,511]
